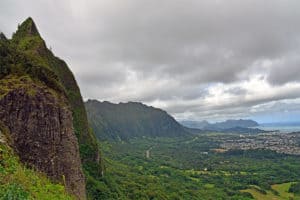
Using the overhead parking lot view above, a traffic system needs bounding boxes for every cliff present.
[0,122,74,199]
[0,18,102,199]
[0,78,85,199]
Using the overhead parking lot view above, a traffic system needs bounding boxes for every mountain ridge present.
[85,99,190,140]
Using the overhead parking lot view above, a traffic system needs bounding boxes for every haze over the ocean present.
[1,0,300,123]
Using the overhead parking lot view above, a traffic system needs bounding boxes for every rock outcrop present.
[13,17,103,177]
[0,84,86,199]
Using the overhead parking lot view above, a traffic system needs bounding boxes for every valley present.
[97,133,300,200]
[86,99,300,199]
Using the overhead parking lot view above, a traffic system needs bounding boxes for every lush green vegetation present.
[95,135,300,199]
[0,143,73,200]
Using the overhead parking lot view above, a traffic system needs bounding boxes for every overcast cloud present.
[1,0,300,123]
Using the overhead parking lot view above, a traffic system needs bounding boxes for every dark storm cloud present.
[1,0,300,121]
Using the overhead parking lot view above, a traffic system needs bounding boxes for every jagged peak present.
[13,17,41,39]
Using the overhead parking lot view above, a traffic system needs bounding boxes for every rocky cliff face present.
[0,81,86,199]
[0,18,102,199]
[13,17,103,177]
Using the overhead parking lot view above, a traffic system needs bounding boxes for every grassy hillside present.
[85,100,189,141]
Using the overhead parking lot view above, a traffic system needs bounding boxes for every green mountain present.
[85,100,190,140]
[0,18,102,199]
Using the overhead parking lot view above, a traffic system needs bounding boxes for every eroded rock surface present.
[0,86,86,199]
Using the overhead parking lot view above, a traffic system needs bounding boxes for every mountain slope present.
[12,18,102,171]
[0,18,102,199]
[85,100,190,140]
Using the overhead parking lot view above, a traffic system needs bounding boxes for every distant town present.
[219,132,300,155]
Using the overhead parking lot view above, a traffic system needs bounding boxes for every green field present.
[242,182,300,200]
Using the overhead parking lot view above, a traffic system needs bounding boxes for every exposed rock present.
[0,85,86,199]
[12,17,103,178]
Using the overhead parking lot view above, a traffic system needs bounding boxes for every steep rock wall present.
[0,84,86,199]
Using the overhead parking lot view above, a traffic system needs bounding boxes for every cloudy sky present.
[1,0,300,123]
